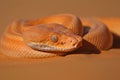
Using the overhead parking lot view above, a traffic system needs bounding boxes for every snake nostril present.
[71,40,78,46]
[72,41,77,46]
[73,43,76,46]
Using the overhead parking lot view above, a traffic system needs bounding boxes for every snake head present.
[22,23,82,52]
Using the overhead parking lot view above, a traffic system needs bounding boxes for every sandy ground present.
[0,49,120,80]
[0,0,120,80]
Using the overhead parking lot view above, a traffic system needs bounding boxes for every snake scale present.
[0,14,116,58]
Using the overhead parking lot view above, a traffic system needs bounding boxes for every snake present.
[0,14,114,58]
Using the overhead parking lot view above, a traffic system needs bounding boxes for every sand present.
[0,0,120,80]
[0,49,120,80]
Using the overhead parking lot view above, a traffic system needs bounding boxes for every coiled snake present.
[0,14,115,58]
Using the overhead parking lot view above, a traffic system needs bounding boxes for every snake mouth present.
[27,42,80,52]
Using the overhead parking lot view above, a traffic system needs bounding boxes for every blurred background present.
[0,0,120,36]
[0,0,120,80]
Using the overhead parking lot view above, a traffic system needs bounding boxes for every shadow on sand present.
[112,33,120,48]
[66,31,120,55]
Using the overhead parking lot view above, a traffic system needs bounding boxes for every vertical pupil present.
[51,35,58,42]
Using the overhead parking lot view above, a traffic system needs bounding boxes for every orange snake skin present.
[0,14,119,58]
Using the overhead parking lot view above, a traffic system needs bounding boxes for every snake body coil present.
[0,14,113,58]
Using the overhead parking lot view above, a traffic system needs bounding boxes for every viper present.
[0,14,118,58]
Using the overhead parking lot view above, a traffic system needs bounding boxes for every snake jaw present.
[27,42,82,52]
[27,37,82,52]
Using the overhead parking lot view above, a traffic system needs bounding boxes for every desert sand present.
[0,0,120,80]
[0,49,120,80]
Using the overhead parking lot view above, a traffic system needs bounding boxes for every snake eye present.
[51,35,58,42]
